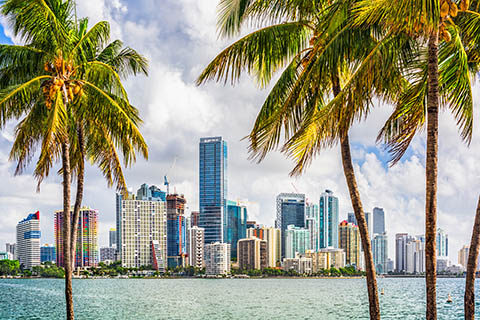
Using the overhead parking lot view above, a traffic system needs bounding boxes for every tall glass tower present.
[199,136,228,244]
[319,190,339,248]
[275,193,305,258]
[373,207,385,235]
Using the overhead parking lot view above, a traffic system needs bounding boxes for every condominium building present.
[305,248,346,272]
[199,137,228,244]
[100,247,117,262]
[395,233,410,272]
[405,238,425,274]
[458,245,469,268]
[116,184,167,270]
[189,226,205,268]
[167,194,187,268]
[205,242,230,275]
[237,237,267,270]
[372,233,388,274]
[305,203,320,251]
[247,226,281,267]
[226,200,247,259]
[5,243,16,260]
[437,228,448,257]
[282,254,312,274]
[55,207,98,268]
[276,193,305,258]
[319,190,339,248]
[338,220,361,269]
[16,212,41,269]
[285,225,311,259]
[40,244,56,263]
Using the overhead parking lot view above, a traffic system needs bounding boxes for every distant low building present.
[40,244,56,263]
[5,243,16,260]
[100,247,116,262]
[445,264,464,274]
[282,254,312,275]
[205,242,230,275]
[0,252,11,260]
[305,248,345,272]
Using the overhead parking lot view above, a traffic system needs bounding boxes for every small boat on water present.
[446,293,453,303]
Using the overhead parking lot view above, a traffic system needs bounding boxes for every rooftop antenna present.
[164,156,177,195]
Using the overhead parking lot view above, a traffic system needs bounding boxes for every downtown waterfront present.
[0,278,476,319]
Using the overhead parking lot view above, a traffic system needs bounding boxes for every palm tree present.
[0,1,148,319]
[197,1,411,318]
[355,0,479,318]
[465,197,480,319]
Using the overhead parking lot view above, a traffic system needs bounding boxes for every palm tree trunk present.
[70,124,85,272]
[425,30,440,320]
[464,196,480,319]
[62,139,74,320]
[332,75,380,320]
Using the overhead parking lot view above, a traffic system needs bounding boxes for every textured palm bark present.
[425,31,439,320]
[464,197,480,319]
[332,75,380,320]
[70,124,85,272]
[62,139,74,320]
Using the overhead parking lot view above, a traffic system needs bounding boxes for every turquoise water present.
[0,278,478,319]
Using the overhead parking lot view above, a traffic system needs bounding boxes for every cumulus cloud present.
[0,0,479,266]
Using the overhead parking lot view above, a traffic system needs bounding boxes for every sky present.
[0,0,479,265]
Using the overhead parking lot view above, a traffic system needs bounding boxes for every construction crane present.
[164,156,177,195]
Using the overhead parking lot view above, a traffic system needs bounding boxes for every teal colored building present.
[319,190,339,249]
[226,200,247,259]
[284,225,311,259]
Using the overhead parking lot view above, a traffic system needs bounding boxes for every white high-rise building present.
[437,228,448,257]
[305,203,320,251]
[16,212,41,269]
[116,185,167,270]
[205,242,230,275]
[189,226,205,268]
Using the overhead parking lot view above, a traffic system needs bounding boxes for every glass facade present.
[275,193,305,258]
[40,245,56,263]
[372,232,388,274]
[373,207,385,235]
[226,200,248,259]
[319,190,339,249]
[305,203,320,251]
[284,225,311,259]
[199,137,227,244]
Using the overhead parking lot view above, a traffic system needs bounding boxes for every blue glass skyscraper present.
[199,137,227,244]
[275,193,305,258]
[226,200,248,259]
[319,190,339,248]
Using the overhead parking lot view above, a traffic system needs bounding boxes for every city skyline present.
[0,0,479,268]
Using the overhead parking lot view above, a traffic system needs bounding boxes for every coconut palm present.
[354,0,479,318]
[0,1,148,319]
[197,1,412,318]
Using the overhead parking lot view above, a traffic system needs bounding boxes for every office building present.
[189,226,205,268]
[372,207,385,234]
[40,244,56,263]
[338,220,361,268]
[191,211,200,227]
[319,190,339,248]
[226,200,248,259]
[372,233,388,274]
[167,194,187,268]
[282,254,312,274]
[100,247,116,262]
[405,238,425,274]
[199,137,228,244]
[5,243,15,260]
[205,242,230,275]
[16,212,41,269]
[305,203,320,251]
[247,226,281,267]
[437,228,448,257]
[116,184,167,270]
[395,233,409,272]
[276,193,305,258]
[237,237,267,270]
[55,207,98,268]
[285,225,311,259]
[109,228,117,248]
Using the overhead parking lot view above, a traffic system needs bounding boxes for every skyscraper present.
[109,228,117,248]
[226,200,247,259]
[199,137,228,244]
[437,228,448,257]
[116,185,167,270]
[395,233,409,273]
[205,242,230,275]
[276,193,305,258]
[338,220,361,268]
[189,226,205,268]
[284,225,311,259]
[167,194,187,268]
[319,190,339,248]
[55,208,98,268]
[16,212,41,269]
[40,244,56,263]
[238,237,268,270]
[372,233,388,274]
[305,203,320,251]
[372,207,385,234]
[458,245,469,268]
